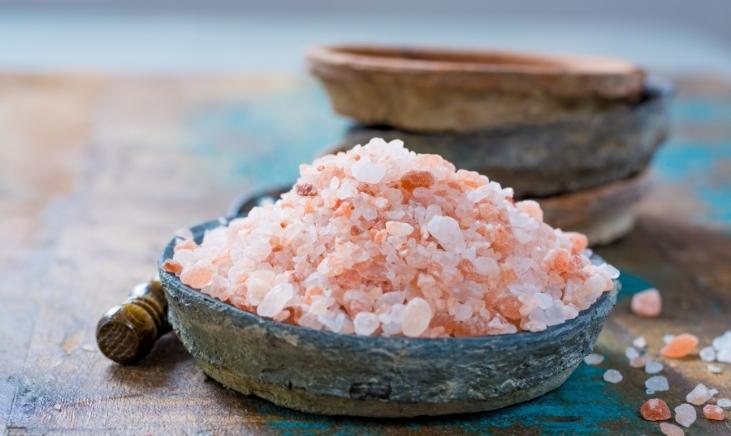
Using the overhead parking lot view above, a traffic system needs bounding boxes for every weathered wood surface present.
[1,73,730,434]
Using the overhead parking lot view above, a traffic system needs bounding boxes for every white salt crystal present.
[401,298,433,337]
[717,398,731,408]
[385,221,414,237]
[597,263,621,279]
[625,347,640,360]
[699,346,716,362]
[603,369,623,384]
[633,336,647,349]
[712,330,731,351]
[707,364,722,374]
[645,375,669,393]
[645,360,664,374]
[353,312,380,336]
[685,383,711,405]
[716,348,731,363]
[426,215,464,251]
[535,293,554,310]
[351,158,385,184]
[674,403,696,428]
[246,270,276,305]
[709,388,718,396]
[664,334,676,344]
[659,422,684,436]
[257,283,294,317]
[584,353,604,365]
[471,256,499,276]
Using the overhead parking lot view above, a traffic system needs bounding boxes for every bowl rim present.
[160,216,619,347]
[308,44,644,82]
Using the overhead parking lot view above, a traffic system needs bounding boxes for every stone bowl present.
[335,78,672,198]
[308,44,644,132]
[159,215,618,417]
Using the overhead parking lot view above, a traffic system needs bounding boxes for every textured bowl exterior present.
[159,219,618,417]
[309,45,645,132]
[337,79,672,198]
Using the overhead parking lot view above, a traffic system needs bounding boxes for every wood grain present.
[1,73,730,434]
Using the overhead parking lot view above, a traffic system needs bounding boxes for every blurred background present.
[1,0,730,74]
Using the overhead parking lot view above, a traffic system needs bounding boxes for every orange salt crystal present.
[703,404,725,421]
[180,263,214,289]
[631,288,662,317]
[161,259,183,274]
[640,398,672,421]
[661,333,699,358]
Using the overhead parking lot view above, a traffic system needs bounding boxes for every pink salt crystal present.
[640,398,671,421]
[660,422,685,436]
[401,298,433,337]
[170,138,617,337]
[703,404,725,421]
[631,288,662,317]
[662,334,699,358]
[629,356,646,368]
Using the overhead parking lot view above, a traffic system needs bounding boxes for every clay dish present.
[159,193,618,417]
[338,78,671,198]
[309,44,645,132]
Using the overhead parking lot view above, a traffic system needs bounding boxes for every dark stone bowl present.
[335,77,672,199]
[159,218,618,417]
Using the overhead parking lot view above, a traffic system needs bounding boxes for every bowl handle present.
[96,279,171,364]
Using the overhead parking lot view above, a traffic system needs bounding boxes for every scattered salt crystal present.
[351,158,385,184]
[660,422,684,436]
[631,288,661,317]
[717,398,731,408]
[640,398,671,421]
[385,221,414,237]
[699,346,716,362]
[629,356,646,368]
[584,353,605,365]
[53,403,62,411]
[717,348,731,363]
[401,298,433,338]
[661,333,698,358]
[674,403,697,428]
[257,283,294,318]
[353,312,380,336]
[702,404,725,421]
[664,334,676,344]
[686,384,712,405]
[603,369,623,384]
[625,347,640,360]
[645,375,669,393]
[633,336,647,349]
[707,364,722,374]
[645,360,664,374]
[426,215,464,251]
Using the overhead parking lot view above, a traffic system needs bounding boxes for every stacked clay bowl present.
[309,45,672,245]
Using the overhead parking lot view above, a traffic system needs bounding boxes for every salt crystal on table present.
[633,336,647,349]
[699,346,716,362]
[717,398,731,408]
[686,383,712,405]
[603,369,623,384]
[660,422,685,436]
[645,375,669,393]
[674,403,697,428]
[631,288,661,317]
[707,364,722,374]
[661,333,698,358]
[640,398,672,421]
[645,360,664,374]
[584,353,605,365]
[629,356,646,368]
[702,404,725,421]
[625,347,640,360]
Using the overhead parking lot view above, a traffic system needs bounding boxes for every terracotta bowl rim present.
[160,216,618,347]
[308,44,644,79]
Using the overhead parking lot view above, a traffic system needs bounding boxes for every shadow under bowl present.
[159,218,618,417]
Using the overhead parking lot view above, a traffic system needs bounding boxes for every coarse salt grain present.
[170,138,616,337]
[661,333,698,358]
[625,347,640,360]
[640,398,671,421]
[716,398,731,408]
[631,288,661,317]
[629,356,646,368]
[708,364,722,374]
[645,360,664,374]
[646,375,669,394]
[633,336,647,349]
[699,346,716,362]
[603,369,623,384]
[702,404,725,421]
[686,383,712,405]
[660,422,684,436]
[584,353,604,365]
[674,403,697,428]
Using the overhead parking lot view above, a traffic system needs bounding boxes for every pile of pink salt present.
[164,138,619,337]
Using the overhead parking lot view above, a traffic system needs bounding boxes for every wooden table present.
[1,73,730,434]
